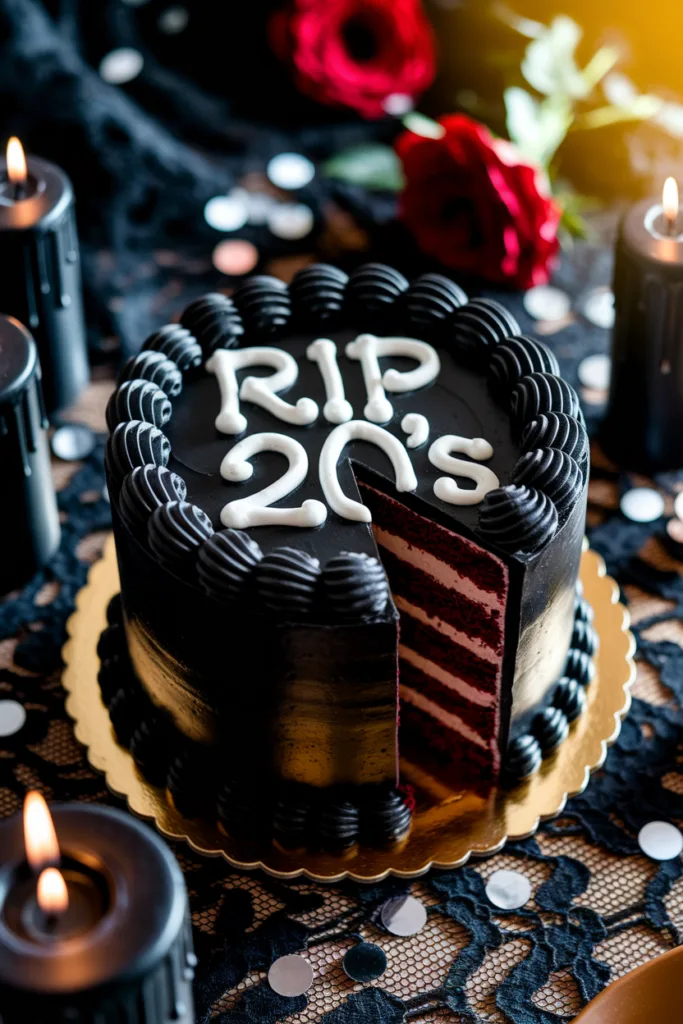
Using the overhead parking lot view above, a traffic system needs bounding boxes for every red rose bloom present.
[396,115,560,289]
[269,0,436,120]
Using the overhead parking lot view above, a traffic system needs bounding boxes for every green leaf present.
[402,111,445,140]
[322,144,405,191]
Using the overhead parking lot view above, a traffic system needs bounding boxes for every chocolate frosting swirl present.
[359,787,412,844]
[129,717,170,786]
[574,594,594,625]
[148,500,213,576]
[532,705,569,754]
[290,264,348,324]
[197,528,263,603]
[255,547,321,618]
[272,787,313,848]
[108,687,141,747]
[511,372,581,432]
[521,412,589,474]
[96,622,123,664]
[118,351,183,397]
[106,379,172,432]
[167,747,215,817]
[179,293,244,355]
[323,552,389,621]
[502,734,542,783]
[346,262,409,324]
[451,298,521,362]
[106,593,123,627]
[403,272,467,335]
[488,335,560,398]
[142,324,203,373]
[478,484,558,554]
[571,619,598,656]
[233,275,291,336]
[106,420,171,484]
[564,648,595,687]
[511,447,582,513]
[552,676,586,723]
[119,464,187,535]
[217,781,265,839]
[319,798,360,850]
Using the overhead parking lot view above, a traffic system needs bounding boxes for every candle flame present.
[37,867,69,916]
[663,176,679,223]
[23,791,60,872]
[6,137,27,185]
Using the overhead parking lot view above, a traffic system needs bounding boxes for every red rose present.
[269,0,436,120]
[396,115,561,289]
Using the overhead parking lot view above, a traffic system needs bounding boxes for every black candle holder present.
[0,154,89,413]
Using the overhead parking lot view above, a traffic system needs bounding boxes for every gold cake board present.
[62,535,635,882]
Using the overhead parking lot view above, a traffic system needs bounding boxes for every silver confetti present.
[267,954,314,998]
[204,195,249,233]
[383,93,413,116]
[158,6,189,33]
[485,869,532,910]
[523,285,571,323]
[267,203,314,240]
[267,153,315,191]
[638,821,683,861]
[673,491,683,521]
[99,48,144,85]
[380,895,427,936]
[582,287,615,330]
[578,354,611,391]
[620,487,665,523]
[0,700,26,738]
[51,424,96,462]
[343,942,387,982]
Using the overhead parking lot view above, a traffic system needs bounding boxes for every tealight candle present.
[0,793,196,1024]
[0,137,89,412]
[602,177,683,471]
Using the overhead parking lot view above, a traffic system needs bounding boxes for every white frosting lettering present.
[401,412,430,449]
[306,338,353,423]
[319,420,418,522]
[220,432,328,529]
[345,334,440,424]
[428,435,499,506]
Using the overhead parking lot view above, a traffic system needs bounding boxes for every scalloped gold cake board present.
[62,535,635,882]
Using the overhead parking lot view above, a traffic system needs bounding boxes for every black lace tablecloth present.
[2,232,683,1024]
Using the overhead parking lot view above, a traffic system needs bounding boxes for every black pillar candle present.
[0,315,60,595]
[602,178,683,471]
[0,138,89,413]
[0,802,196,1024]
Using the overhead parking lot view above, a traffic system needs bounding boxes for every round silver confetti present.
[244,191,277,226]
[267,203,314,241]
[343,942,387,983]
[0,700,26,738]
[582,287,615,330]
[578,354,611,391]
[51,424,96,462]
[620,487,665,523]
[99,48,144,85]
[267,153,315,191]
[485,869,532,910]
[267,954,314,998]
[673,491,683,522]
[380,895,427,936]
[523,285,571,323]
[383,93,413,116]
[158,5,189,33]
[638,821,683,861]
[204,195,249,232]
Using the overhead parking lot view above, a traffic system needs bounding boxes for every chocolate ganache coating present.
[450,298,521,363]
[142,324,203,374]
[512,448,582,514]
[511,372,581,433]
[521,412,589,471]
[148,500,214,576]
[106,421,171,485]
[106,379,172,432]
[233,275,291,336]
[119,465,187,536]
[255,547,321,617]
[552,676,586,722]
[118,350,183,397]
[532,705,569,754]
[179,293,244,355]
[197,528,263,603]
[488,335,560,398]
[402,272,467,335]
[290,264,348,325]
[345,262,409,324]
[478,484,558,554]
[503,733,543,783]
[323,552,389,621]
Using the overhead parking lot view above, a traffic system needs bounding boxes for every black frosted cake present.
[100,264,597,850]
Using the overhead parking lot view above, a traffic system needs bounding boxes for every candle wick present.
[12,179,26,202]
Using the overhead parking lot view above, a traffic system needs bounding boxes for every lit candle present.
[0,138,89,412]
[0,793,196,1023]
[602,176,683,471]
